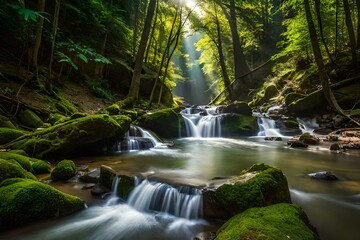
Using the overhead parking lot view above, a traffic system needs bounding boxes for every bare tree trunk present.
[47,0,61,93]
[32,0,46,81]
[145,0,158,63]
[304,0,359,126]
[356,0,360,48]
[343,0,358,72]
[128,0,157,99]
[132,0,140,59]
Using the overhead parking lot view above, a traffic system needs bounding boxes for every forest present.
[0,0,360,240]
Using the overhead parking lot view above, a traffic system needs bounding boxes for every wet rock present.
[80,168,100,183]
[90,183,110,196]
[299,132,320,145]
[99,165,135,198]
[308,171,338,180]
[82,183,96,190]
[217,101,252,116]
[264,137,283,141]
[221,114,258,137]
[330,143,341,151]
[289,140,308,148]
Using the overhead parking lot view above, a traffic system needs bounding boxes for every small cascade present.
[105,175,121,206]
[181,106,223,138]
[257,117,283,137]
[297,117,319,134]
[128,179,203,219]
[112,125,161,152]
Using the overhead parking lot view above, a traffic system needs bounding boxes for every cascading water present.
[297,117,319,134]
[112,125,161,152]
[180,106,223,137]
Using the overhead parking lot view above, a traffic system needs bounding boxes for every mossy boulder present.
[0,159,36,183]
[48,113,66,125]
[205,164,291,217]
[218,102,253,116]
[250,85,278,107]
[0,178,84,230]
[51,160,76,181]
[17,109,44,128]
[0,115,16,129]
[32,160,51,174]
[8,149,28,156]
[5,114,131,159]
[0,128,25,145]
[287,90,328,115]
[99,165,135,198]
[0,152,33,172]
[221,114,258,136]
[135,108,185,139]
[215,203,319,240]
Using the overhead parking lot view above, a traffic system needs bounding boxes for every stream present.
[1,107,360,240]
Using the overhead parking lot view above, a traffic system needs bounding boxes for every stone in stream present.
[308,171,338,180]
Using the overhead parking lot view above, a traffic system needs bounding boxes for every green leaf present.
[76,53,88,63]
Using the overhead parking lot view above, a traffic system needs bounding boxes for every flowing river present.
[1,108,360,240]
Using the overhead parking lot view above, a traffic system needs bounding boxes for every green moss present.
[222,115,258,136]
[8,149,28,156]
[32,160,51,174]
[0,152,33,172]
[287,90,328,115]
[48,113,66,125]
[0,178,84,230]
[250,85,278,107]
[135,108,184,139]
[99,166,135,198]
[6,114,131,159]
[51,160,76,181]
[17,109,44,128]
[0,128,25,144]
[215,164,291,216]
[215,203,319,240]
[54,96,78,115]
[299,132,311,140]
[0,116,16,129]
[0,159,36,183]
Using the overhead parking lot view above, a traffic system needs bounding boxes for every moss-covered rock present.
[221,114,259,136]
[287,90,328,115]
[17,109,44,128]
[5,114,131,159]
[8,149,28,156]
[214,164,291,216]
[215,203,319,240]
[0,128,25,145]
[0,152,33,172]
[99,165,135,198]
[0,178,84,230]
[218,102,253,116]
[51,160,76,181]
[48,113,66,125]
[0,115,16,129]
[0,159,36,183]
[32,160,51,174]
[250,85,278,107]
[135,108,185,139]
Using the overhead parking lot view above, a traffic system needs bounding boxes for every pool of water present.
[1,137,359,240]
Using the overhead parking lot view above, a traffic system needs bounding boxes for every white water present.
[181,106,223,137]
[297,117,319,134]
[257,117,284,137]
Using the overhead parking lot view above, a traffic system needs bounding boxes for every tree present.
[32,0,46,81]
[128,0,157,99]
[342,0,358,72]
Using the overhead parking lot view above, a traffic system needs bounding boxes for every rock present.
[289,140,308,148]
[99,165,135,198]
[51,160,76,181]
[0,128,25,145]
[135,108,185,139]
[17,109,44,128]
[217,101,253,116]
[5,114,131,159]
[0,178,84,230]
[80,168,100,183]
[250,85,278,107]
[0,159,37,183]
[0,115,16,129]
[82,183,96,190]
[90,183,110,196]
[299,132,320,145]
[215,203,319,240]
[0,152,33,172]
[32,160,51,174]
[308,171,338,180]
[193,232,216,240]
[203,164,291,218]
[221,114,259,137]
[48,113,66,125]
[330,143,341,151]
[264,137,283,141]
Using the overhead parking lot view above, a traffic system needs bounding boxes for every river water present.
[1,137,360,239]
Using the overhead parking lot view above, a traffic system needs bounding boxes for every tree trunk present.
[128,0,157,99]
[32,0,46,81]
[342,0,358,72]
[304,0,356,123]
[214,3,232,101]
[47,0,61,93]
[220,0,251,100]
[132,0,140,58]
[145,0,158,63]
[356,0,360,48]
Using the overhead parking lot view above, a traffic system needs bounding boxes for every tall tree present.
[342,0,358,72]
[32,0,45,81]
[128,0,157,99]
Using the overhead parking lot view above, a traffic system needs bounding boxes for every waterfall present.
[112,125,161,152]
[257,117,283,137]
[128,179,203,219]
[180,106,223,138]
[297,117,319,134]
